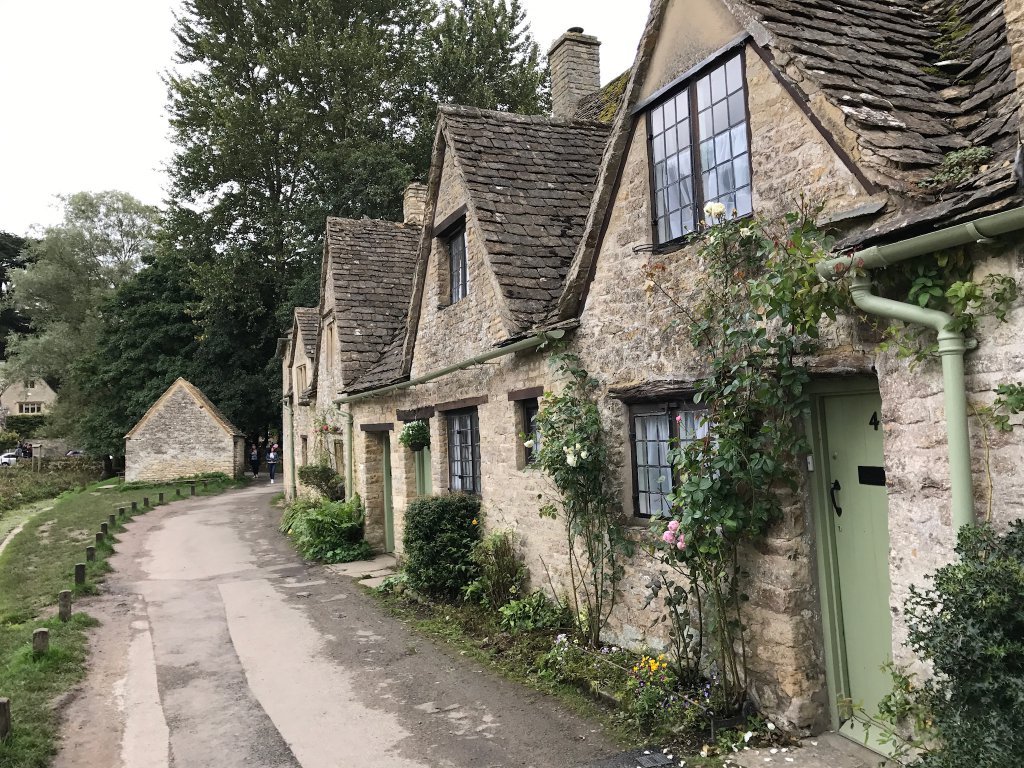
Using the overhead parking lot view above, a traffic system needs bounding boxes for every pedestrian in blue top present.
[267,444,279,484]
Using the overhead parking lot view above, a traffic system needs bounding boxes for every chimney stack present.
[548,27,601,119]
[403,182,427,226]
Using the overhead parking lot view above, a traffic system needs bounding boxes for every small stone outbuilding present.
[125,378,245,482]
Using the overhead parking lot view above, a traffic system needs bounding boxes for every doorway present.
[382,433,395,553]
[811,385,894,749]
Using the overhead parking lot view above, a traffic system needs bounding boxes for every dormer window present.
[448,224,469,303]
[648,51,751,243]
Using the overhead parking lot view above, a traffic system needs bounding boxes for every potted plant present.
[399,420,430,451]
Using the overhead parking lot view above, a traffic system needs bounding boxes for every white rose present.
[580,450,588,459]
[703,201,726,218]
[523,439,535,449]
[566,453,578,467]
[739,227,752,237]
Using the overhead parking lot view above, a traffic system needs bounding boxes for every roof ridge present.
[438,103,609,129]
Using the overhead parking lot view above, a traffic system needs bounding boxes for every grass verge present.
[0,475,240,768]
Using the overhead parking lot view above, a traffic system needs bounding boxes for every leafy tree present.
[3,192,159,382]
[0,230,32,360]
[163,0,549,438]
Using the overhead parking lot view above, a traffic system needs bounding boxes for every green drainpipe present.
[344,408,354,498]
[286,398,297,500]
[818,205,1024,530]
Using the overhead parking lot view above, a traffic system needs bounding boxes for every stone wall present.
[125,387,239,482]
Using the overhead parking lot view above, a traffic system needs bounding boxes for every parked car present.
[65,449,84,457]
[0,452,17,467]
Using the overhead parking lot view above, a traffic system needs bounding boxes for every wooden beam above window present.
[396,406,435,422]
[507,386,544,402]
[358,422,394,432]
[435,395,488,412]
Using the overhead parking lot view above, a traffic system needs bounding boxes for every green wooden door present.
[414,446,432,496]
[382,434,394,553]
[823,392,893,740]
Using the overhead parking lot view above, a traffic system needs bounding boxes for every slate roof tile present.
[325,217,420,387]
[293,307,318,359]
[746,0,1022,243]
[439,106,611,332]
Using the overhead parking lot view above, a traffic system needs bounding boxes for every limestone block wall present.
[125,387,239,483]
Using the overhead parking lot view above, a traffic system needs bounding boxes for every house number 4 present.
[868,411,880,431]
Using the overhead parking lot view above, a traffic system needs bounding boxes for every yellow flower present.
[471,519,478,525]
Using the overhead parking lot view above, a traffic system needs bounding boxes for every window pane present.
[675,92,690,122]
[665,155,680,185]
[713,100,729,134]
[703,170,719,200]
[715,132,731,165]
[700,139,715,169]
[663,97,676,127]
[736,187,753,216]
[697,76,711,110]
[680,206,693,233]
[718,162,735,194]
[652,105,664,136]
[667,182,680,213]
[652,133,665,162]
[657,215,670,243]
[734,153,750,187]
[726,56,743,94]
[711,65,727,102]
[679,173,693,206]
[677,120,691,152]
[654,161,665,191]
[730,124,747,156]
[698,108,712,139]
[669,212,684,240]
[728,91,745,128]
[665,125,678,157]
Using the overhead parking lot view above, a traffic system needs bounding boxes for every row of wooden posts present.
[0,478,212,743]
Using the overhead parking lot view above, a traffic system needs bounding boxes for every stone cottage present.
[283,0,1024,748]
[282,306,319,493]
[0,378,58,416]
[126,378,246,482]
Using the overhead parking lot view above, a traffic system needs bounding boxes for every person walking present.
[267,444,279,484]
[249,445,260,478]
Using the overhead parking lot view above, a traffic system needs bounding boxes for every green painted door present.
[823,392,893,740]
[414,446,432,496]
[382,434,395,553]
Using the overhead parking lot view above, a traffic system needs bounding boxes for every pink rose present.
[676,537,686,550]
[667,520,679,532]
[662,530,675,544]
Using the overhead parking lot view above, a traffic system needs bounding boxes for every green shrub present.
[0,428,18,447]
[285,495,370,563]
[464,529,527,608]
[403,494,481,599]
[0,462,102,514]
[297,463,345,501]
[899,522,1024,767]
[498,590,565,633]
[4,414,46,438]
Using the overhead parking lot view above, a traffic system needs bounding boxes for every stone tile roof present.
[440,106,611,332]
[746,0,1023,241]
[345,330,406,393]
[573,71,630,123]
[325,217,420,387]
[293,307,319,360]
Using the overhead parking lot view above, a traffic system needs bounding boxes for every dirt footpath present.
[54,484,622,768]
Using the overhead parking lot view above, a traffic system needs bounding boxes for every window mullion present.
[688,84,703,231]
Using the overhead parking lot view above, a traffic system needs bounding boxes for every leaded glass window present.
[631,404,709,518]
[447,408,481,494]
[649,51,752,243]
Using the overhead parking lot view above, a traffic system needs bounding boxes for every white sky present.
[0,1,648,237]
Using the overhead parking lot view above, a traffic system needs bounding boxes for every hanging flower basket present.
[398,420,430,451]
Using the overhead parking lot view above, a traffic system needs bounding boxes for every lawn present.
[0,475,240,768]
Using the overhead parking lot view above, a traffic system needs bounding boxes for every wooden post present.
[108,513,117,528]
[100,523,108,536]
[86,546,95,562]
[32,628,49,655]
[176,488,181,497]
[202,480,208,490]
[74,563,86,585]
[58,590,72,621]
[143,496,149,508]
[96,531,104,545]
[118,506,126,519]
[158,492,165,504]
[0,697,10,742]
[131,501,138,512]
[189,484,196,497]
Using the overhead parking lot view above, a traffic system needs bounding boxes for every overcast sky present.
[0,1,648,237]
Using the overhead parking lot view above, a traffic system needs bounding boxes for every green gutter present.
[818,205,1024,530]
[332,329,566,406]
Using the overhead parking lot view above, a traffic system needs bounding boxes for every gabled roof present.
[439,105,611,332]
[744,0,1022,241]
[293,307,319,360]
[322,217,420,388]
[346,329,406,394]
[126,378,242,439]
[558,0,1024,319]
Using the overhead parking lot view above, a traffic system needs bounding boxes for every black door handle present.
[830,480,843,517]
